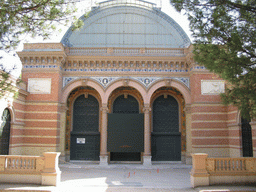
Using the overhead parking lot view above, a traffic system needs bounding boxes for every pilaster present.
[184,104,192,164]
[100,104,109,166]
[250,120,256,158]
[143,105,152,166]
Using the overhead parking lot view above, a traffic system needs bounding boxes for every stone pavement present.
[0,162,255,192]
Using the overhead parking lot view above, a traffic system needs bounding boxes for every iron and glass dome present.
[61,0,191,48]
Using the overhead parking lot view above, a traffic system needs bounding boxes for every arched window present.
[0,108,11,155]
[113,95,139,114]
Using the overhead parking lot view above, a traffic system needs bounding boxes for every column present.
[100,104,109,166]
[59,104,68,163]
[250,120,256,157]
[143,105,152,166]
[185,104,192,164]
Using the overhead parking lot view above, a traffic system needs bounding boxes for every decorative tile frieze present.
[131,77,162,87]
[63,77,79,87]
[172,77,190,88]
[23,65,59,69]
[63,76,190,89]
[194,66,206,70]
[90,77,120,87]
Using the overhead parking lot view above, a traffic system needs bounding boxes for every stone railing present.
[190,153,256,188]
[0,152,60,186]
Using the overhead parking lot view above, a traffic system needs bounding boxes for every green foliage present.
[0,0,84,99]
[170,0,256,120]
[0,0,83,50]
[0,70,20,99]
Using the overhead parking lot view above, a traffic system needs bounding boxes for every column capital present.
[184,104,191,114]
[143,106,151,113]
[101,104,109,113]
[59,103,68,112]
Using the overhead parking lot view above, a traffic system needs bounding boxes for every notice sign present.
[77,138,86,144]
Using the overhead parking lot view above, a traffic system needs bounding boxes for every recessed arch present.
[104,79,147,104]
[0,108,11,155]
[150,87,186,161]
[61,78,104,105]
[65,86,102,160]
[147,79,191,104]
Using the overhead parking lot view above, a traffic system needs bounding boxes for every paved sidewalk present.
[0,163,255,192]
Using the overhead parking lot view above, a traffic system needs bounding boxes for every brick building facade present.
[1,0,255,165]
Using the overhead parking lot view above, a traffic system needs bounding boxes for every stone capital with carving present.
[143,106,151,113]
[184,104,191,114]
[59,103,68,112]
[101,104,109,113]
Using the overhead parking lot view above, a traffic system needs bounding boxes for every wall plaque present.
[28,78,51,94]
[201,80,225,95]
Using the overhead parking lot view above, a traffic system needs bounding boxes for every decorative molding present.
[63,68,188,73]
[122,79,130,87]
[165,78,172,86]
[81,78,88,86]
[63,76,190,89]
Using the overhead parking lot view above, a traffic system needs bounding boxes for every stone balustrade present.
[0,152,60,186]
[190,153,256,188]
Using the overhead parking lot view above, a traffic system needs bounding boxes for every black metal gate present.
[108,95,144,161]
[70,94,100,160]
[152,95,181,161]
[0,108,11,155]
[241,118,253,157]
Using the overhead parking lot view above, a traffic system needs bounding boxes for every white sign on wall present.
[77,138,86,144]
[28,78,51,94]
[201,80,225,95]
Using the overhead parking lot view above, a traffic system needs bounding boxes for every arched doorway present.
[108,93,144,162]
[152,95,181,161]
[0,108,11,155]
[241,118,253,157]
[70,94,100,160]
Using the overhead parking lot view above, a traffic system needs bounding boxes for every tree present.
[170,0,256,120]
[0,0,83,99]
[0,0,83,50]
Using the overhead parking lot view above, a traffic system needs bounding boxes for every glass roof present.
[61,0,191,48]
